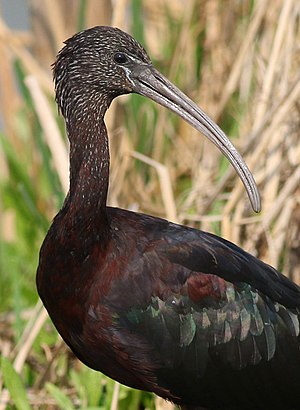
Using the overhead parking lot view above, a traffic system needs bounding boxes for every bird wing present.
[105,210,300,368]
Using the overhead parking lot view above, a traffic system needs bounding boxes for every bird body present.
[38,206,300,409]
[37,26,300,409]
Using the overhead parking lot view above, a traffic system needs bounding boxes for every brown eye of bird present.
[114,52,128,64]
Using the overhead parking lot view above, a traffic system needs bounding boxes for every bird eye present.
[114,52,128,65]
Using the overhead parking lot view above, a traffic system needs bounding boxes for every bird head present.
[53,26,152,111]
[53,26,261,213]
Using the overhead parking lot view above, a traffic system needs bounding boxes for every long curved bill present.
[130,65,261,213]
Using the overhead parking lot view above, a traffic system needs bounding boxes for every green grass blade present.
[77,0,87,31]
[1,356,32,410]
[46,382,75,410]
[131,0,145,44]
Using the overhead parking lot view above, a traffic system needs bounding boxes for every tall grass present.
[0,0,300,408]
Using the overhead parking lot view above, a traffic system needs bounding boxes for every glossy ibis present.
[37,26,300,410]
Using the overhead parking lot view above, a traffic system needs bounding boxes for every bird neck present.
[62,101,110,229]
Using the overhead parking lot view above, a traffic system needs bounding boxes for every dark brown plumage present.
[37,26,300,410]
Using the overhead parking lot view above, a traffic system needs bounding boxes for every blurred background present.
[0,0,300,409]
